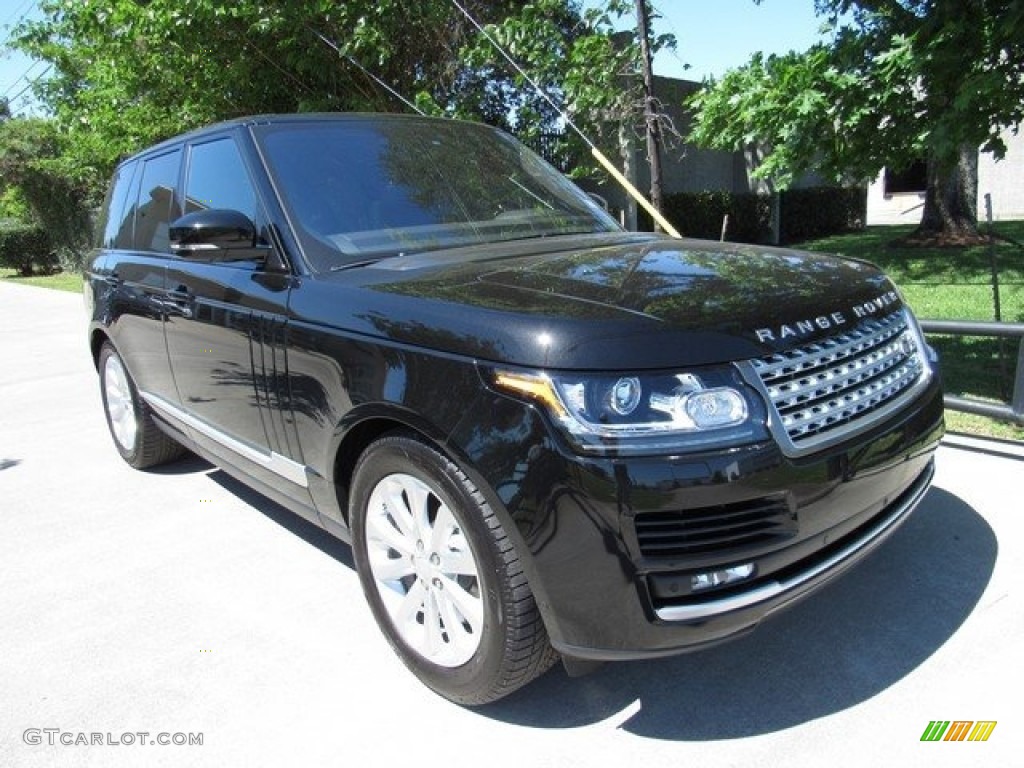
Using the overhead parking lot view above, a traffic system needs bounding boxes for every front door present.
[162,134,306,492]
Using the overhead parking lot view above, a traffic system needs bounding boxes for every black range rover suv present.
[86,114,944,704]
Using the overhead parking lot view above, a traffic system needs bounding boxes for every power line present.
[449,0,682,238]
[1,0,36,31]
[450,0,588,146]
[239,33,316,97]
[309,26,425,115]
[5,62,51,110]
[2,58,44,98]
[1,0,43,104]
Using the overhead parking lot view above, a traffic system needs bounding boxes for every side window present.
[134,150,183,252]
[96,160,139,249]
[184,138,258,223]
[884,160,928,196]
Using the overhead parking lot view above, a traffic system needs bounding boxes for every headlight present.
[492,366,769,456]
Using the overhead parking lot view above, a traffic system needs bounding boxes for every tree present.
[455,0,678,227]
[0,117,93,269]
[10,0,680,266]
[634,0,666,221]
[11,0,531,188]
[689,0,1024,243]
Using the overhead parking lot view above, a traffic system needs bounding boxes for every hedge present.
[779,186,866,243]
[639,186,866,245]
[0,223,57,276]
[664,190,772,243]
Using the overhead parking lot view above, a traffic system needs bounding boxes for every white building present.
[867,126,1024,226]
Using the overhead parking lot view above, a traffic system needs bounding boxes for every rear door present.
[94,150,180,405]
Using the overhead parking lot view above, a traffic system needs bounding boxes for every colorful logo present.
[921,721,997,742]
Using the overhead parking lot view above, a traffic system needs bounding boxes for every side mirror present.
[169,209,267,261]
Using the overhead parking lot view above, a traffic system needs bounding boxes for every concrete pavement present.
[0,280,1019,767]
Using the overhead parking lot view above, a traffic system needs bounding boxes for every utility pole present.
[635,0,665,228]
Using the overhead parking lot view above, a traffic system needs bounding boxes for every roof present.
[115,111,485,167]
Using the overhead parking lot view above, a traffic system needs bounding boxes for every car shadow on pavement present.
[145,452,217,476]
[206,467,355,569]
[483,486,997,740]
[188,463,995,740]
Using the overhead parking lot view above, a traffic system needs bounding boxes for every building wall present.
[579,75,847,230]
[641,77,743,195]
[867,127,1024,226]
[865,183,926,227]
[583,76,762,225]
[978,127,1024,221]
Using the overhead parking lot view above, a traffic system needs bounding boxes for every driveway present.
[0,281,1018,767]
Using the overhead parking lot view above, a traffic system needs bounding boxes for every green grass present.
[798,221,1024,322]
[799,222,1024,441]
[1,267,84,293]
[945,411,1024,441]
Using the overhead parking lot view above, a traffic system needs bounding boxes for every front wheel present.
[349,435,557,705]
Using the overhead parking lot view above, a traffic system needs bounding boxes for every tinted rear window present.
[97,161,139,250]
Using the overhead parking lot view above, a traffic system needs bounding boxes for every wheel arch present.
[328,399,563,643]
[89,328,112,370]
[329,407,451,525]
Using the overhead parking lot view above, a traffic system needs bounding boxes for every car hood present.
[301,233,903,370]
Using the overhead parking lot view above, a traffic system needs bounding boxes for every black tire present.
[98,342,185,469]
[349,434,557,705]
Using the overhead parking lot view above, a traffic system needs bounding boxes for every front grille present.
[635,497,796,559]
[752,310,926,449]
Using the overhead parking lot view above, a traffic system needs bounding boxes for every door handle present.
[166,286,194,319]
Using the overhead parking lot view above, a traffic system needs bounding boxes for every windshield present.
[253,117,620,270]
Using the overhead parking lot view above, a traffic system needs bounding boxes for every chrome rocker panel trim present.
[141,391,310,488]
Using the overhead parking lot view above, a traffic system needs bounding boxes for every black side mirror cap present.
[169,209,267,261]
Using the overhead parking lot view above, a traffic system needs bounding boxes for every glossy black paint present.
[169,208,263,259]
[436,361,943,656]
[307,232,898,369]
[86,114,944,660]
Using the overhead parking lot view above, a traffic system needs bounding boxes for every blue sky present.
[1,0,42,113]
[1,0,831,115]
[635,0,833,82]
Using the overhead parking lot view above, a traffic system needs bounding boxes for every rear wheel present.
[99,342,184,469]
[349,434,557,705]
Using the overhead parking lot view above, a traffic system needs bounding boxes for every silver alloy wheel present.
[103,353,138,452]
[364,472,484,667]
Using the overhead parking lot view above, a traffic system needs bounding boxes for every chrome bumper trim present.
[654,460,934,622]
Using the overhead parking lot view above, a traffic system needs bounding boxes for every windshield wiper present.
[329,257,393,272]
[493,227,598,244]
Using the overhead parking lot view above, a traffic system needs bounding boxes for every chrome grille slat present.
[755,317,904,381]
[766,338,908,407]
[753,310,926,447]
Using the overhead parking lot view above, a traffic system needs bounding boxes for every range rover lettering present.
[85,114,944,705]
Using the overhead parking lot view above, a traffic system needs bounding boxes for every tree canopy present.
[0,114,94,266]
[689,0,1024,241]
[10,0,537,184]
[5,0,677,265]
[454,1,642,156]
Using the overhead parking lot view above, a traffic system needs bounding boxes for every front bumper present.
[449,369,945,660]
[652,459,932,624]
